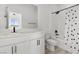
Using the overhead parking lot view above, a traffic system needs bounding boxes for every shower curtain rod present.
[51,4,79,14]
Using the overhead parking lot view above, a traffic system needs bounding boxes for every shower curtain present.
[64,5,79,53]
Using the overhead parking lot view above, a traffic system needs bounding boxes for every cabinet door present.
[15,41,30,54]
[0,45,12,54]
[38,38,45,54]
[29,39,39,54]
[29,38,45,54]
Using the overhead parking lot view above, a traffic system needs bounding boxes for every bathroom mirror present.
[8,11,22,29]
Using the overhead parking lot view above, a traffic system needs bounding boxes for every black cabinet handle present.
[15,46,17,54]
[37,40,40,46]
[12,46,13,54]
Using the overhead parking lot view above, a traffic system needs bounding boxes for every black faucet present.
[13,26,16,33]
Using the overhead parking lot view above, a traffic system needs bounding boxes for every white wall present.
[38,4,51,33]
[0,4,38,29]
[0,5,6,29]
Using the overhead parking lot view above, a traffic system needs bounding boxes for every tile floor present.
[45,46,71,54]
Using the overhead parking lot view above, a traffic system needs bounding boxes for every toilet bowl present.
[46,38,58,51]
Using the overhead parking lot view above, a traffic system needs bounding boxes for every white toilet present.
[46,37,58,51]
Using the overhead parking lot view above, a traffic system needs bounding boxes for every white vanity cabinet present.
[0,32,45,54]
[12,37,45,54]
[0,41,30,54]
